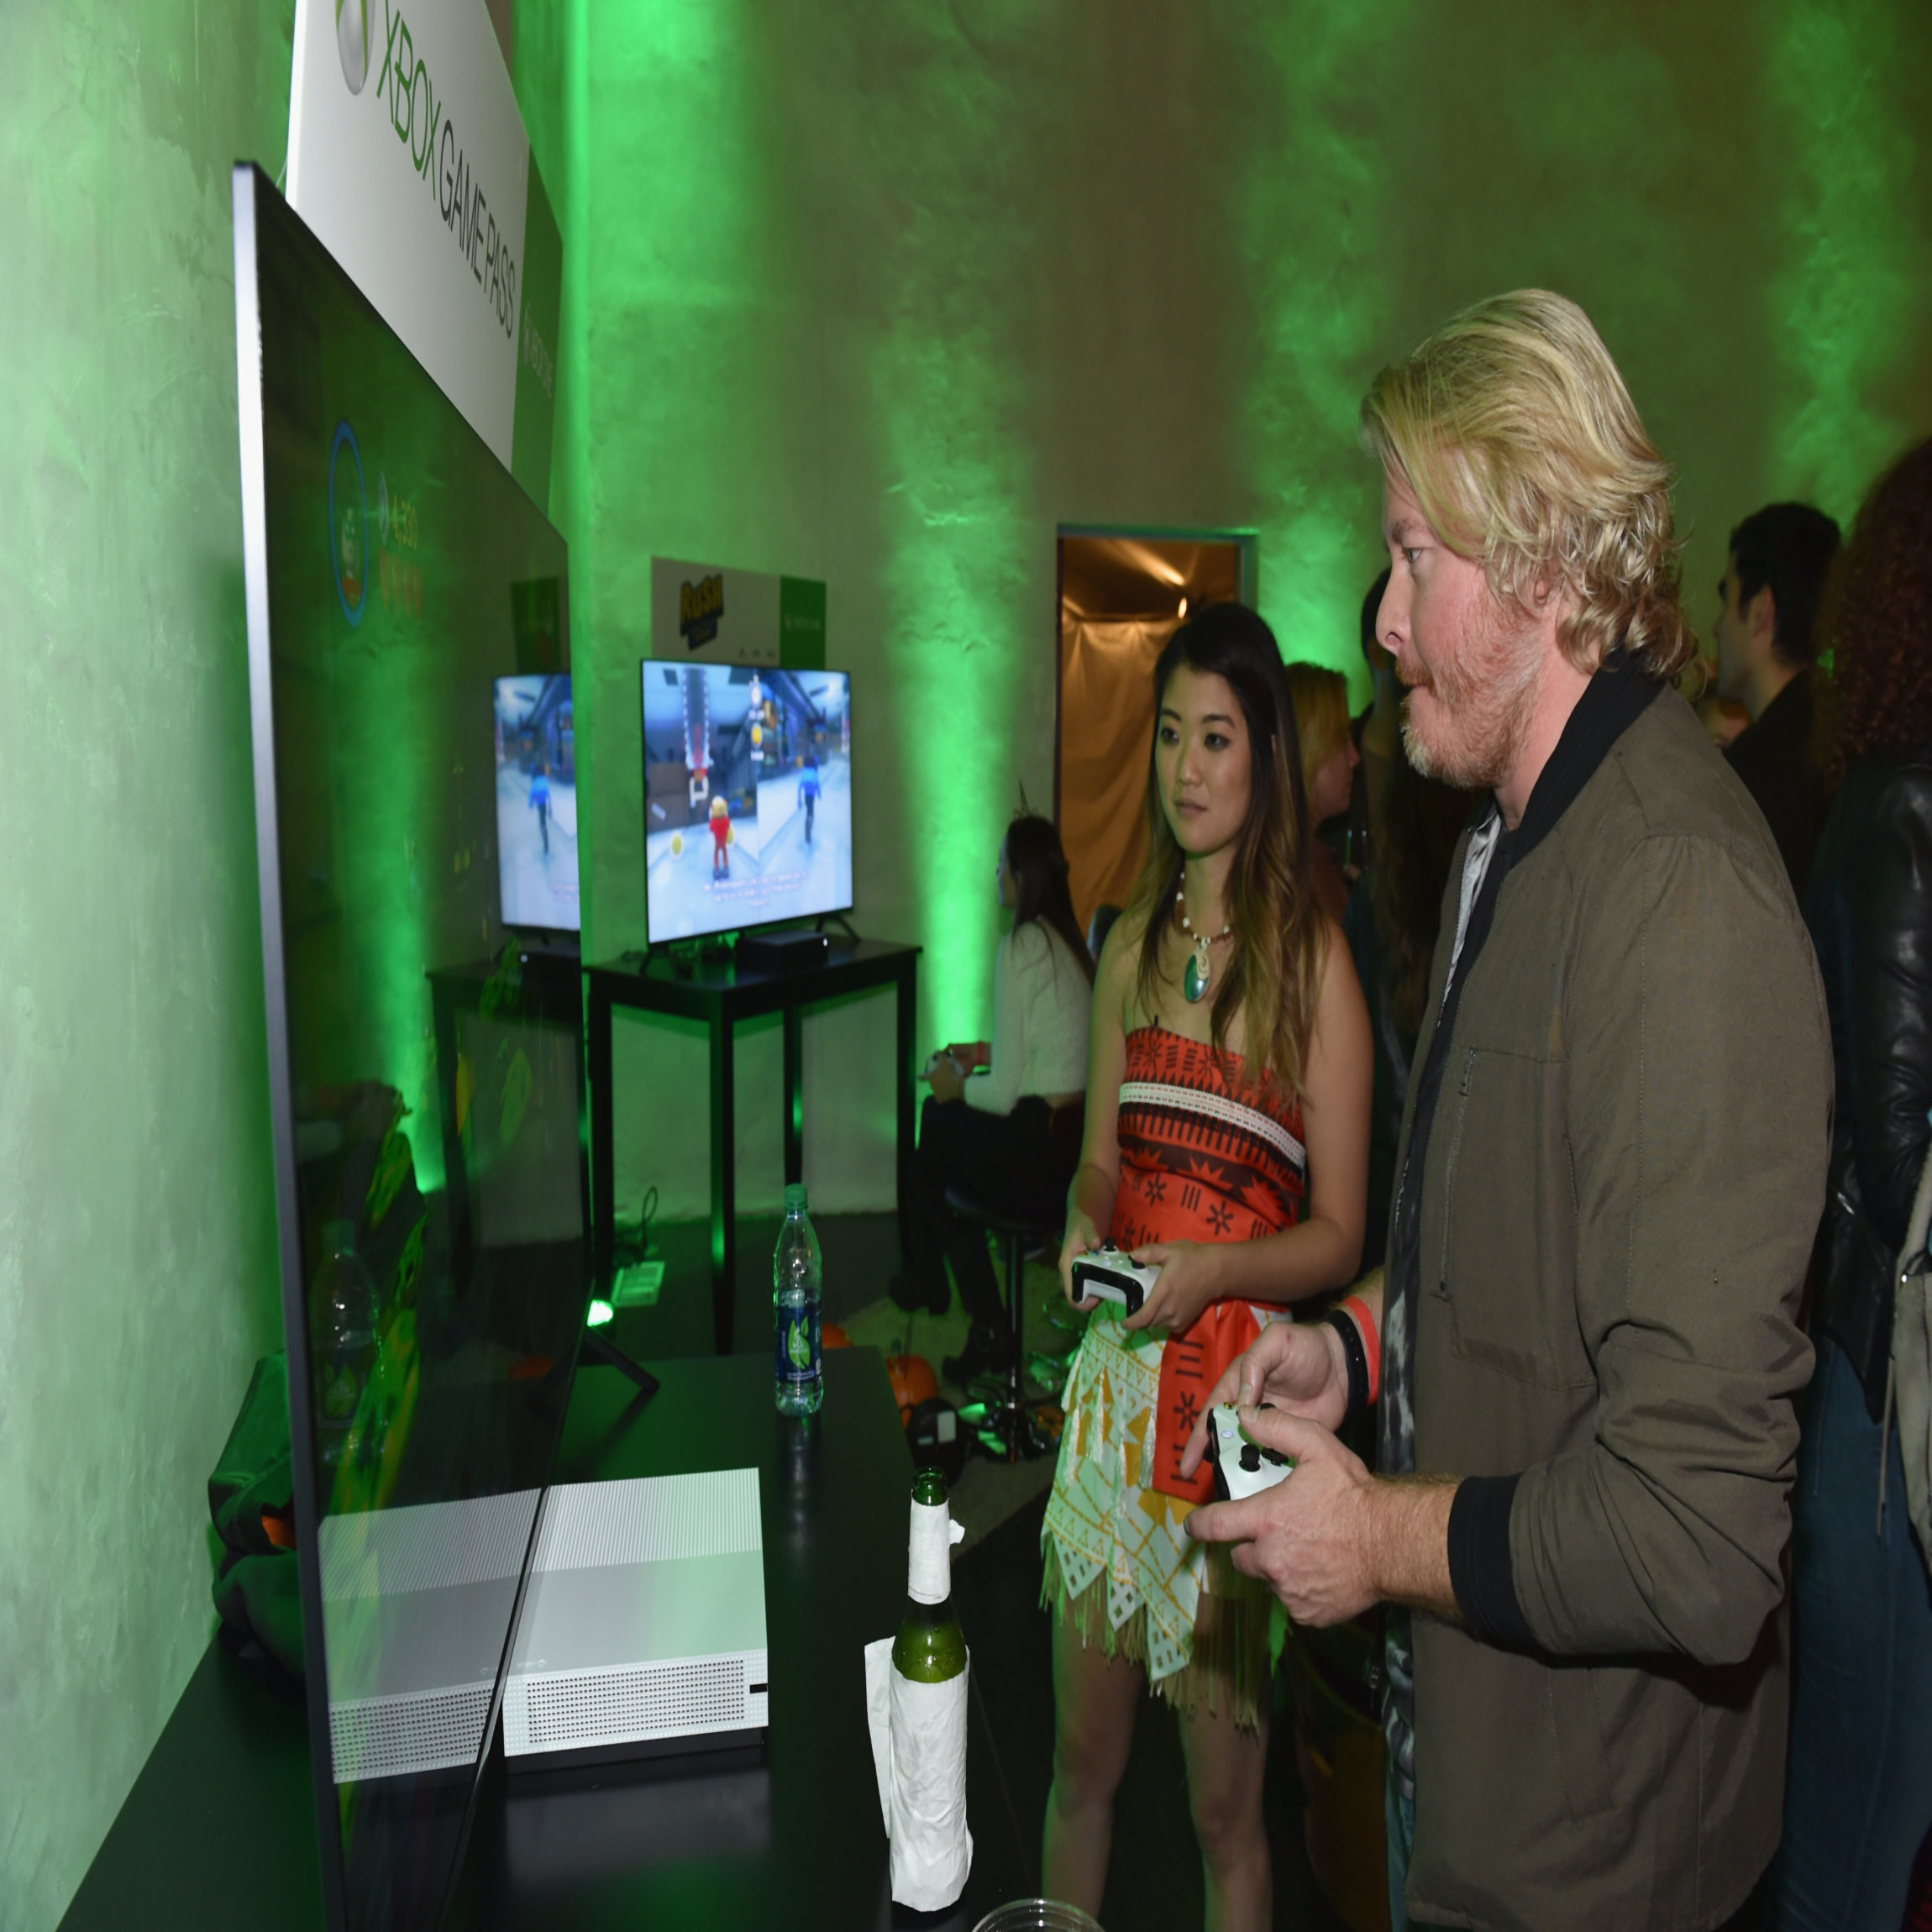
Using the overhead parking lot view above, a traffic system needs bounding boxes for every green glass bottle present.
[891,1467,967,1683]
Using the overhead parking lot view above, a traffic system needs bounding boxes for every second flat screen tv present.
[642,661,852,942]
[494,673,579,935]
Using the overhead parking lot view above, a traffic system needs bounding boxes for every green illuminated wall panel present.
[0,5,293,1927]
[1768,0,1927,525]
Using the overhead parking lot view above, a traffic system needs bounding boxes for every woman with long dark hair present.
[1774,436,1932,1932]
[892,812,1095,1384]
[1042,602,1372,1929]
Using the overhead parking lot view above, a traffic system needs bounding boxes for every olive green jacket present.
[1399,689,1832,1931]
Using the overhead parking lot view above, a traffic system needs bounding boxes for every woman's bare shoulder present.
[1096,905,1152,1017]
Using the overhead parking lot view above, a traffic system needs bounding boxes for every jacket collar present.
[1490,647,1662,864]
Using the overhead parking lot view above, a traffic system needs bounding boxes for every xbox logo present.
[337,0,369,94]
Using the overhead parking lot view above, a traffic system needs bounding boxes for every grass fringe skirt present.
[1039,1312,1273,1734]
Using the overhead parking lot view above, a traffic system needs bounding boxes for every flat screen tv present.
[494,673,579,935]
[642,660,853,942]
[233,164,589,1929]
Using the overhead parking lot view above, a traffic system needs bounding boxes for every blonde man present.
[1184,292,1833,1932]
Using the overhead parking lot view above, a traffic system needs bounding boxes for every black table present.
[60,1349,1031,1932]
[585,940,921,1352]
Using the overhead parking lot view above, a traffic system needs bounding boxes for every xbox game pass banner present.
[288,0,561,508]
[651,558,828,671]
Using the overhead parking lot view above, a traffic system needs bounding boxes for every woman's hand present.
[1124,1240,1224,1335]
[924,1052,965,1105]
[1059,1210,1103,1308]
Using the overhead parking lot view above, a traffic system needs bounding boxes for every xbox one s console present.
[503,1467,769,1772]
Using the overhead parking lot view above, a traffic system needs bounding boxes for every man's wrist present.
[1362,1476,1462,1619]
[1322,1301,1374,1413]
[1318,1317,1351,1408]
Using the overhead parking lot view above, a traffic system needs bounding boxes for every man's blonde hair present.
[1361,290,1693,680]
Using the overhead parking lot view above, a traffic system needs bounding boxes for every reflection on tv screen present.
[494,675,579,933]
[236,164,587,1931]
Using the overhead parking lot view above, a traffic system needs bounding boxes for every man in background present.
[1714,501,1841,895]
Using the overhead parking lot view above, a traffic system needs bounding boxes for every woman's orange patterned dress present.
[1042,1026,1307,1724]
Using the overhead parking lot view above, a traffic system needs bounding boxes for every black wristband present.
[1324,1307,1371,1416]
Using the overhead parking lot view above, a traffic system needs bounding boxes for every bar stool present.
[943,1099,1085,1463]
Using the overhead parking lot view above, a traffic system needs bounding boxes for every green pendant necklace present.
[1176,885,1231,1004]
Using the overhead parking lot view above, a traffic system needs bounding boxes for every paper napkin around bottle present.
[864,1637,974,1911]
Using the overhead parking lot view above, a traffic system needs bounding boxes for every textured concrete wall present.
[567,0,1932,1222]
[0,5,295,1927]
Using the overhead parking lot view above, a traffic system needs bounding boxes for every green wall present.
[561,0,1932,1226]
[0,5,294,1928]
[6,3,1932,1924]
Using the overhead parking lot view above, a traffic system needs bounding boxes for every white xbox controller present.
[1206,1403,1294,1503]
[1069,1244,1162,1316]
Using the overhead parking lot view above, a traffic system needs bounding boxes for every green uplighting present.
[566,0,771,960]
[1767,0,1918,522]
[586,1297,615,1328]
[1236,10,1400,709]
[865,32,1035,1043]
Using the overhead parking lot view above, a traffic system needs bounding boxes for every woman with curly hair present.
[1775,434,1932,1932]
[1042,601,1371,1929]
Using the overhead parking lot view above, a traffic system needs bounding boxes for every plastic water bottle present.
[774,1183,824,1415]
[309,1221,378,1471]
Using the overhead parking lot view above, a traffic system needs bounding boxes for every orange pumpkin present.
[886,1352,939,1428]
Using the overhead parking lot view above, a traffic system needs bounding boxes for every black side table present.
[584,939,921,1352]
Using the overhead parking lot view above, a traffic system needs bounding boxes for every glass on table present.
[973,1901,1105,1932]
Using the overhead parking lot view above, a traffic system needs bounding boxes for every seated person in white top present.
[891,814,1095,1383]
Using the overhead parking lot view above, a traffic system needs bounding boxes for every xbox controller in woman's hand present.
[1068,1244,1162,1315]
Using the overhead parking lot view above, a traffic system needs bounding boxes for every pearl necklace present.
[1175,885,1232,1004]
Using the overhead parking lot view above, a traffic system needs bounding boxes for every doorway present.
[1055,528,1255,935]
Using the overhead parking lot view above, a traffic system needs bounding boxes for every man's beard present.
[1399,601,1546,791]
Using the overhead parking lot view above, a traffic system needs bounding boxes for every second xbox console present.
[736,928,830,974]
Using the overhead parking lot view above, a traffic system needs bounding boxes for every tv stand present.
[585,941,921,1353]
[815,911,859,942]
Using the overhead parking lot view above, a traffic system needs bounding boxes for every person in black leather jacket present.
[1775,434,1932,1932]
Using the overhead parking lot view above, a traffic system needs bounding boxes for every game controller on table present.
[1068,1244,1163,1316]
[1206,1403,1295,1503]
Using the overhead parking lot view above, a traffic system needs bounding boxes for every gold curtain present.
[1059,614,1176,932]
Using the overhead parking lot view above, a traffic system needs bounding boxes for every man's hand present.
[1123,1241,1221,1335]
[1178,1320,1349,1480]
[1186,1407,1462,1626]
[1186,1410,1380,1625]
